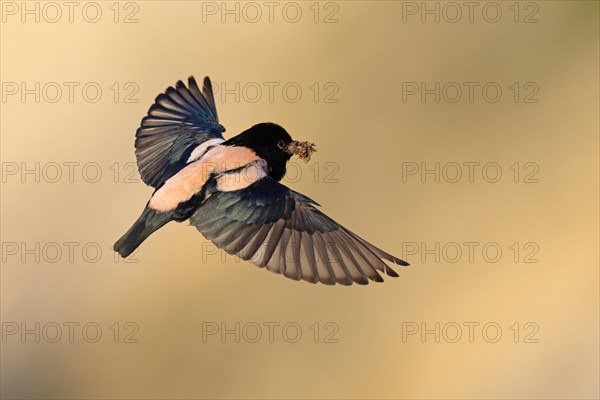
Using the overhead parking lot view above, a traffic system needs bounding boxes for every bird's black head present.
[224,122,297,181]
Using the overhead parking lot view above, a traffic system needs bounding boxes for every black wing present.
[135,76,225,188]
[190,178,409,285]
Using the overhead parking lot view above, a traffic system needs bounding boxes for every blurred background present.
[1,1,598,399]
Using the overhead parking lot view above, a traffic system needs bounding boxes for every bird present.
[114,76,409,285]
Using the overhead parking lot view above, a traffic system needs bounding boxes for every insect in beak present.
[287,140,317,162]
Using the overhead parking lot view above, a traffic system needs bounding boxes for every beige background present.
[1,1,598,399]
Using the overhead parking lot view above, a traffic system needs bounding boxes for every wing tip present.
[354,276,369,285]
[187,75,200,92]
[203,76,212,90]
[385,265,399,278]
[392,258,410,267]
[186,75,214,97]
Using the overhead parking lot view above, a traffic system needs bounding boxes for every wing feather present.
[135,76,225,188]
[190,177,408,285]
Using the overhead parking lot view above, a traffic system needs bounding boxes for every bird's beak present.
[287,140,317,162]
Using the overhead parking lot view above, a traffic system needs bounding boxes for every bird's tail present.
[114,208,171,258]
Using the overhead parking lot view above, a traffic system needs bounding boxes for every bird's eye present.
[277,140,286,150]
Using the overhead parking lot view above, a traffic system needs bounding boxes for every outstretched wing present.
[135,76,225,188]
[190,178,409,285]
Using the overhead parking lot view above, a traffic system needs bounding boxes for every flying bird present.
[114,76,409,285]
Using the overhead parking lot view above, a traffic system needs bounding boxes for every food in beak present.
[287,140,317,162]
